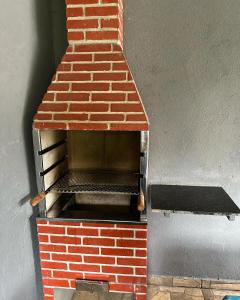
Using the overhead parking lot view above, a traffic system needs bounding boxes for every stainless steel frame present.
[140,131,149,222]
[33,128,46,217]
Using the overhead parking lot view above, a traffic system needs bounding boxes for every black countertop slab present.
[150,184,240,218]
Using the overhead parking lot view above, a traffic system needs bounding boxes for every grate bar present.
[50,170,139,195]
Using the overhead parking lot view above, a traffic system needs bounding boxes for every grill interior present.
[35,130,143,221]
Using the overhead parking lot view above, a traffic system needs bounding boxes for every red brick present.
[58,73,91,81]
[117,275,147,284]
[42,278,69,288]
[52,270,83,279]
[103,0,119,3]
[68,123,108,130]
[40,252,51,260]
[83,237,114,247]
[52,253,82,262]
[136,250,147,257]
[102,0,119,4]
[67,32,84,41]
[84,256,115,265]
[84,273,116,282]
[136,285,147,293]
[38,235,49,243]
[90,114,124,121]
[66,46,73,53]
[62,54,92,62]
[69,263,100,272]
[101,229,134,238]
[73,63,111,71]
[110,123,149,131]
[128,93,140,101]
[110,283,134,293]
[86,31,118,41]
[44,296,54,300]
[38,226,65,235]
[41,261,67,270]
[128,72,133,80]
[75,44,112,52]
[117,239,147,248]
[112,82,135,91]
[112,62,129,71]
[117,258,147,266]
[136,231,147,239]
[70,103,108,112]
[43,93,54,101]
[93,72,126,81]
[34,113,52,120]
[43,287,54,295]
[92,93,125,102]
[50,235,81,245]
[70,280,76,289]
[72,82,109,91]
[68,246,99,255]
[42,270,52,277]
[67,19,98,29]
[112,44,122,51]
[57,63,71,72]
[34,122,67,130]
[116,224,147,229]
[37,220,48,225]
[54,113,88,121]
[49,221,80,226]
[101,18,119,28]
[135,267,147,276]
[38,103,68,112]
[111,103,143,112]
[85,6,118,16]
[56,93,89,101]
[67,227,99,236]
[126,114,147,122]
[102,266,133,275]
[101,248,133,257]
[39,244,66,253]
[48,83,69,91]
[95,53,124,62]
[66,7,83,17]
[82,223,114,227]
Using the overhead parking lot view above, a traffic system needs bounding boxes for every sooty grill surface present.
[51,170,139,195]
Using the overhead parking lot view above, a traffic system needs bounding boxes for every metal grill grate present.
[50,170,139,195]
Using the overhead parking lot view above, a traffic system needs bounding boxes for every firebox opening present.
[36,130,143,222]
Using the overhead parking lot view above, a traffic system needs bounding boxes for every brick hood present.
[33,0,149,131]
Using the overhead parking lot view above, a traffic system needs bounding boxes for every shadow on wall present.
[19,0,54,299]
[19,0,68,298]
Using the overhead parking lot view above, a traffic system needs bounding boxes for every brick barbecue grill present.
[32,1,149,299]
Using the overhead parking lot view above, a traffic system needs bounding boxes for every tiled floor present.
[148,286,222,299]
[148,276,240,300]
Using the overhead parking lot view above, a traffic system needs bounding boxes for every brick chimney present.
[33,0,149,131]
[66,0,123,47]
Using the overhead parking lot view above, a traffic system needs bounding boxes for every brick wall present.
[65,0,123,47]
[37,220,147,300]
[33,43,149,131]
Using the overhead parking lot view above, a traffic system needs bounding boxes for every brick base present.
[37,220,147,300]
